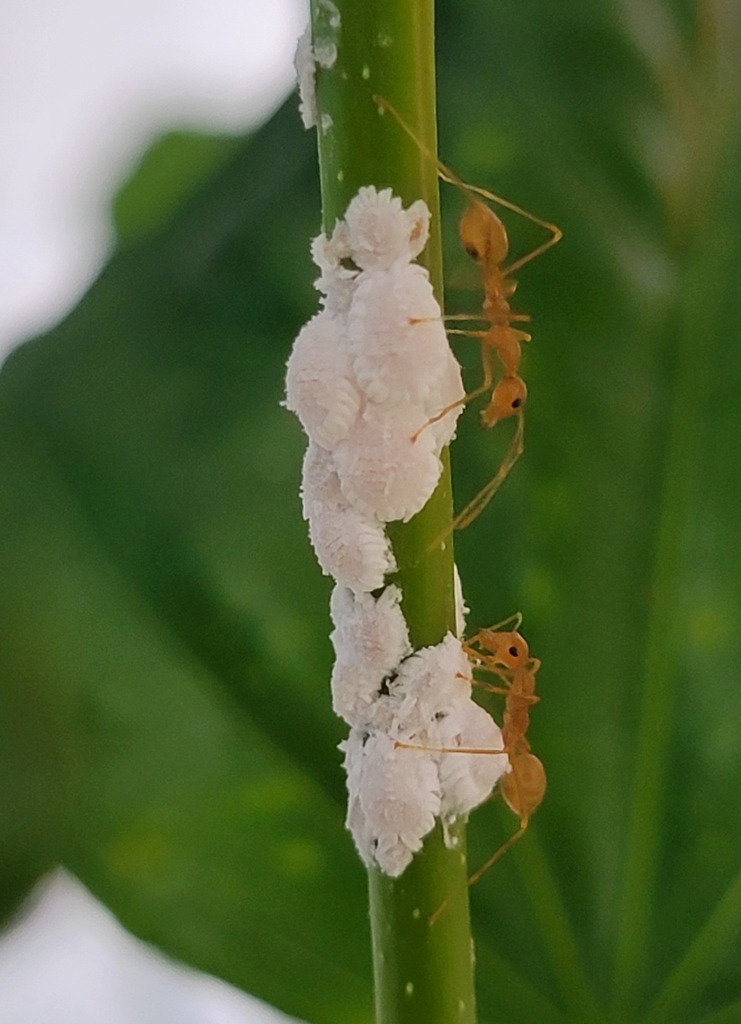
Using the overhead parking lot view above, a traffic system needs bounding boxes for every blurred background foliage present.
[1,1,740,1022]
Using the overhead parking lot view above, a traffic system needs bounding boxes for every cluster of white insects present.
[289,8,561,878]
[287,187,463,589]
[285,188,510,875]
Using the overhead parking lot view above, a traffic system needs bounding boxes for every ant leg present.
[450,410,525,532]
[410,344,494,442]
[374,96,561,274]
[460,179,562,273]
[374,95,481,212]
[430,404,524,544]
[461,653,514,687]
[490,612,523,631]
[477,687,539,711]
[473,681,510,697]
[443,314,490,324]
[467,816,530,887]
[431,800,527,924]
[469,612,523,634]
[446,328,488,339]
[445,314,532,328]
[395,740,507,756]
[410,387,486,442]
[503,235,562,277]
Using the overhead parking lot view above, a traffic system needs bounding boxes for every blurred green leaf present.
[1,2,740,1023]
[113,131,241,245]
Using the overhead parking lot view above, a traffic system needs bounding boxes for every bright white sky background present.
[0,0,306,359]
[0,1,309,1021]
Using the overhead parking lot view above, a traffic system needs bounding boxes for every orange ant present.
[395,614,545,902]
[461,614,546,885]
[375,96,562,531]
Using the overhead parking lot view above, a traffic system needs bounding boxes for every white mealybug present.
[330,585,411,726]
[301,444,395,592]
[287,186,505,878]
[453,563,469,637]
[348,263,456,408]
[285,312,361,450]
[437,699,509,824]
[306,503,396,594]
[385,633,472,742]
[342,730,441,877]
[332,403,441,524]
[344,187,429,271]
[311,225,357,315]
[293,7,339,131]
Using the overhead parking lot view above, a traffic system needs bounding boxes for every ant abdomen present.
[501,752,546,818]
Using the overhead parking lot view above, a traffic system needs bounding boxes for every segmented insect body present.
[457,201,531,428]
[463,623,546,884]
[375,96,561,531]
[394,615,545,884]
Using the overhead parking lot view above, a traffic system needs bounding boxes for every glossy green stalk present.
[309,1,477,1022]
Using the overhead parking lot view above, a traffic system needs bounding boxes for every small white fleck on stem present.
[294,14,340,131]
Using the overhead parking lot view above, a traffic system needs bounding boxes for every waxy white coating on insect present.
[301,445,395,592]
[344,188,429,271]
[307,506,395,593]
[311,227,356,315]
[294,26,317,130]
[340,631,510,875]
[333,403,441,523]
[285,311,361,449]
[437,700,509,823]
[294,13,339,131]
[330,584,411,726]
[342,730,441,876]
[300,441,346,514]
[285,186,504,877]
[330,584,410,668]
[288,186,463,572]
[384,633,472,740]
[453,564,469,637]
[348,264,453,407]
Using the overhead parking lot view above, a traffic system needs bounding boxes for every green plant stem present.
[310,1,477,1022]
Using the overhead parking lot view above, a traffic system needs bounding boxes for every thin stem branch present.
[310,2,477,1022]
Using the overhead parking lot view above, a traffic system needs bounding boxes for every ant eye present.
[508,645,519,658]
[511,398,522,409]
[465,245,481,262]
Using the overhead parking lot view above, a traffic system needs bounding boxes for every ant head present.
[497,630,530,668]
[481,376,527,428]
[459,202,509,267]
[477,628,529,667]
